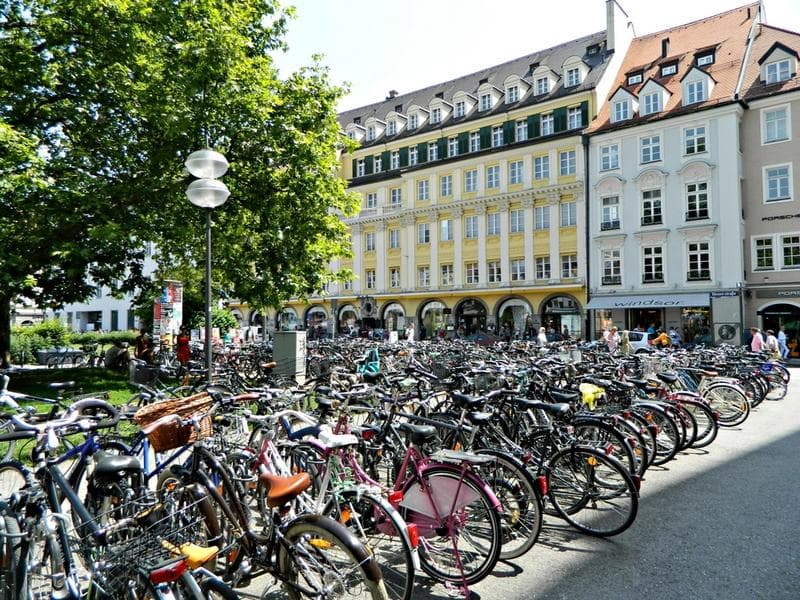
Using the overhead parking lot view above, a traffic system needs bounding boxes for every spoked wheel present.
[703,384,750,427]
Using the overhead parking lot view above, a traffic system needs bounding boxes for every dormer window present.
[566,67,582,87]
[642,92,661,115]
[612,100,630,122]
[627,73,643,86]
[686,80,705,104]
[696,53,714,67]
[506,85,519,103]
[387,120,396,136]
[366,125,376,141]
[408,114,418,130]
[480,93,493,111]
[347,131,356,140]
[766,59,791,84]
[431,107,442,124]
[535,77,550,95]
[661,63,677,77]
[455,100,466,117]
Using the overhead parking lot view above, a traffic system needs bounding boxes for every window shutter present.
[504,121,515,144]
[554,107,567,132]
[528,114,541,138]
[365,155,374,175]
[458,132,469,154]
[417,142,428,163]
[381,150,391,169]
[479,126,491,149]
[399,147,409,167]
[438,138,447,158]
[352,159,357,177]
[580,101,589,127]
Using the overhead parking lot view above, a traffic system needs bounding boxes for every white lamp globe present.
[185,149,229,179]
[186,178,230,209]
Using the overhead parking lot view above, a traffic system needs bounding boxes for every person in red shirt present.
[176,326,191,366]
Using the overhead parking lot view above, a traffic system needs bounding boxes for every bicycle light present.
[406,523,420,548]
[388,490,404,506]
[149,558,188,584]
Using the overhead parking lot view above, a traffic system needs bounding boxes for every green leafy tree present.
[0,0,357,367]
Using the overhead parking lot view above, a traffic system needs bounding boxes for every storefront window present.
[681,308,710,346]
[593,310,613,339]
[421,301,447,340]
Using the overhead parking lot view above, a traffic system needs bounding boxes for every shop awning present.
[586,293,710,310]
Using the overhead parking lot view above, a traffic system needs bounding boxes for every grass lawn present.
[4,367,136,406]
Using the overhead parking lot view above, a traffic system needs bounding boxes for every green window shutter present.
[479,126,491,150]
[554,107,567,132]
[503,121,515,144]
[381,150,391,170]
[417,142,428,163]
[437,138,447,158]
[352,159,357,177]
[458,132,469,154]
[365,155,374,175]
[399,147,409,167]
[528,114,541,138]
[580,101,589,127]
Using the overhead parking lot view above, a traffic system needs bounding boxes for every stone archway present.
[496,296,533,340]
[540,294,582,340]
[454,297,488,337]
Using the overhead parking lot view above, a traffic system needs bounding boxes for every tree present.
[0,0,358,367]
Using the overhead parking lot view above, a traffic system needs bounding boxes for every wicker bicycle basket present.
[133,392,213,452]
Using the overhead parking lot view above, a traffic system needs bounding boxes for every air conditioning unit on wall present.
[715,323,739,344]
[360,296,376,317]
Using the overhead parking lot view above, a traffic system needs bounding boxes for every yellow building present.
[276,2,632,341]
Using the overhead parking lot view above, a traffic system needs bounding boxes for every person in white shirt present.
[777,327,789,359]
[764,330,780,360]
[606,326,620,352]
[405,321,415,342]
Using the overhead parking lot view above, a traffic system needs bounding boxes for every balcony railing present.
[600,220,620,231]
[602,275,622,285]
[687,270,711,281]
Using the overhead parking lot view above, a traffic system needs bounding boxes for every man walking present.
[777,326,790,359]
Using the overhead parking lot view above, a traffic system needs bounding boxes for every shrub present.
[9,330,48,365]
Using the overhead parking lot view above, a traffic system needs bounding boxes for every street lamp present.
[185,149,230,384]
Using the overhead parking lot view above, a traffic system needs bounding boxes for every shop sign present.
[754,289,800,298]
[761,213,800,221]
[711,291,739,297]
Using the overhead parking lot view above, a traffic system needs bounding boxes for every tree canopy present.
[0,0,358,365]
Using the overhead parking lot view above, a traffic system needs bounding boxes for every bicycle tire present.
[679,399,719,449]
[0,510,25,600]
[0,461,29,499]
[547,445,639,537]
[0,419,17,463]
[20,514,66,599]
[400,466,502,586]
[571,418,638,476]
[702,383,750,427]
[633,404,680,466]
[199,576,240,599]
[278,514,388,600]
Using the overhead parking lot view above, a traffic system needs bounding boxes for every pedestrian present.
[176,326,191,366]
[668,327,682,347]
[764,330,781,360]
[619,330,632,356]
[777,326,789,359]
[750,327,765,353]
[537,326,548,346]
[651,329,671,348]
[405,321,415,342]
[134,329,149,360]
[562,325,570,340]
[606,326,620,352]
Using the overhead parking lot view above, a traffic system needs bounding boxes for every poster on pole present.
[153,281,183,340]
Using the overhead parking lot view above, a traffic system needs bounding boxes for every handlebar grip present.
[0,429,37,442]
[64,399,120,430]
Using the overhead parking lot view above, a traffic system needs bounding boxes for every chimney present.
[606,0,615,52]
[386,90,398,100]
[661,37,670,58]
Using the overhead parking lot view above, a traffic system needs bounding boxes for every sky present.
[272,0,800,112]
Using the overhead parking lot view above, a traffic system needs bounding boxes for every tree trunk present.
[0,295,11,369]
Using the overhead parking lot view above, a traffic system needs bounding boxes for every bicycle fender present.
[416,463,503,512]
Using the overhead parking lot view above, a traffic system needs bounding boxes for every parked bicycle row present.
[0,340,789,599]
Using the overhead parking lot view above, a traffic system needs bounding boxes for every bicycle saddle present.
[398,422,438,446]
[258,472,312,508]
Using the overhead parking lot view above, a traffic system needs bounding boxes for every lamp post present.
[185,149,230,384]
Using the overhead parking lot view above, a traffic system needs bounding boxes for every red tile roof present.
[741,24,800,101]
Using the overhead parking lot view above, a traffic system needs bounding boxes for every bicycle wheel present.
[199,576,240,599]
[680,399,719,449]
[0,421,18,464]
[278,515,388,600]
[400,467,502,586]
[703,384,750,427]
[0,511,25,600]
[571,418,637,476]
[0,461,29,499]
[634,404,680,466]
[324,490,415,600]
[547,446,639,537]
[20,516,66,599]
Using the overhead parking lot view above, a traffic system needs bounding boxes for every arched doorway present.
[337,304,358,336]
[305,306,328,338]
[382,302,406,334]
[419,300,448,340]
[455,298,487,337]
[541,295,582,340]
[496,297,533,340]
[276,307,299,331]
[759,302,800,358]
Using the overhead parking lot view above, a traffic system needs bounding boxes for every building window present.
[408,114,418,130]
[661,63,677,77]
[448,136,458,157]
[390,188,402,207]
[409,147,418,166]
[365,269,376,289]
[417,222,430,243]
[343,280,352,291]
[374,154,382,172]
[534,155,550,180]
[515,119,528,142]
[440,218,453,241]
[686,80,705,104]
[428,141,438,161]
[612,100,630,122]
[765,165,792,202]
[389,228,400,248]
[480,93,492,111]
[390,268,400,288]
[491,126,504,148]
[464,215,478,238]
[600,144,620,171]
[465,262,479,284]
[640,135,661,163]
[441,264,454,286]
[366,126,375,141]
[534,205,550,230]
[566,67,581,87]
[487,261,502,283]
[469,132,480,152]
[511,259,526,281]
[601,196,620,230]
[754,237,774,270]
[763,107,789,143]
[642,92,661,115]
[561,254,578,278]
[696,53,714,66]
[687,242,710,280]
[487,212,500,236]
[685,126,707,154]
[387,120,396,136]
[364,232,375,252]
[560,150,576,176]
[356,159,365,177]
[568,107,582,129]
[627,73,643,85]
[507,85,519,103]
[535,256,551,280]
[686,182,709,220]
[464,169,478,192]
[766,59,791,84]
[486,165,500,189]
[417,266,430,288]
[440,174,452,197]
[601,249,621,285]
[541,113,554,136]
[391,151,400,170]
[641,189,663,225]
[455,101,466,117]
[782,235,800,269]
[560,201,577,226]
[510,209,524,233]
[431,107,442,124]
[417,179,429,201]
[366,192,377,209]
[535,77,550,95]
[509,160,524,185]
[642,246,664,283]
